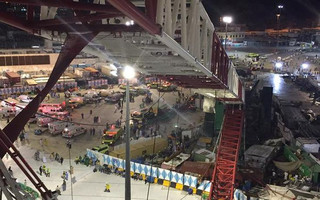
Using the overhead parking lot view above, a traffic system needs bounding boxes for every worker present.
[294,174,299,184]
[284,171,288,180]
[46,168,50,177]
[105,183,110,192]
[55,185,61,195]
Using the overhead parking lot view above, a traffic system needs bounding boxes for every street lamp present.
[222,16,233,50]
[275,62,283,68]
[275,62,283,72]
[66,140,73,200]
[276,5,284,47]
[301,63,309,69]
[122,65,135,200]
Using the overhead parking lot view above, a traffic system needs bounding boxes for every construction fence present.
[86,149,211,196]
[0,82,77,95]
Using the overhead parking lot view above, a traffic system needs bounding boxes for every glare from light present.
[110,64,117,70]
[130,20,134,25]
[125,21,131,26]
[278,5,284,9]
[275,62,283,68]
[174,124,178,128]
[222,16,232,24]
[301,63,309,69]
[123,65,135,79]
[273,74,281,94]
[206,93,215,98]
[110,71,118,77]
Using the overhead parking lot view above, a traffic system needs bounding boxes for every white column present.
[171,0,181,35]
[164,0,173,37]
[181,0,187,49]
[201,20,208,67]
[207,30,213,69]
[187,0,197,55]
[156,0,165,26]
[47,7,58,19]
[40,6,48,20]
[194,1,201,60]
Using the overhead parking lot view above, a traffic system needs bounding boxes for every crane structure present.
[0,1,244,199]
[209,107,244,200]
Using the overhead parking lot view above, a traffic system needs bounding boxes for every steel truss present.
[209,106,244,200]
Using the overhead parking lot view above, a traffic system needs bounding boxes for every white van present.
[0,107,16,117]
[62,125,86,138]
[37,117,55,127]
[18,95,33,103]
[48,121,69,135]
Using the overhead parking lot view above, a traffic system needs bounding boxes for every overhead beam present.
[36,13,124,27]
[181,85,223,89]
[0,11,34,34]
[107,0,161,35]
[42,24,143,33]
[0,0,121,14]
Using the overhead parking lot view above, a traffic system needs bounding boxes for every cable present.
[146,77,161,200]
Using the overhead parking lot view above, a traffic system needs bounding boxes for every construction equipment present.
[209,107,244,200]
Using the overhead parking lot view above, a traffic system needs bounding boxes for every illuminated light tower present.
[275,62,283,72]
[122,65,135,200]
[125,20,134,26]
[276,5,284,47]
[222,16,233,50]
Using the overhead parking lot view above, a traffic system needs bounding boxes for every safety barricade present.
[86,149,210,196]
[118,78,138,85]
[197,180,211,195]
[170,171,184,190]
[0,82,77,95]
[145,77,157,83]
[88,79,108,87]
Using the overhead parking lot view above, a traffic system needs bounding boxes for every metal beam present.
[0,11,34,34]
[180,84,223,89]
[0,0,121,14]
[42,24,143,33]
[2,32,98,157]
[27,5,34,21]
[145,0,157,23]
[36,13,124,27]
[210,108,244,200]
[107,0,161,35]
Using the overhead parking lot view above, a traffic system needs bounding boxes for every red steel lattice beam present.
[0,0,121,14]
[107,0,161,35]
[157,75,226,89]
[209,107,244,200]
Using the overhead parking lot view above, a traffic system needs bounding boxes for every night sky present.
[202,0,320,30]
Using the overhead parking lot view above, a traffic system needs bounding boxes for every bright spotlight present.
[278,5,284,9]
[275,62,283,68]
[301,63,309,69]
[125,21,131,26]
[123,65,135,79]
[222,16,232,24]
[130,20,134,25]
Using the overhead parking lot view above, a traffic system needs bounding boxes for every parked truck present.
[102,127,124,145]
[62,124,86,138]
[48,121,69,135]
